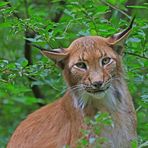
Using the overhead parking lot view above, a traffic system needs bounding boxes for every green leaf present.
[139,141,148,148]
[6,63,16,70]
[80,139,88,146]
[0,22,12,28]
[96,5,109,12]
[131,139,138,148]
[20,59,28,67]
[0,2,9,7]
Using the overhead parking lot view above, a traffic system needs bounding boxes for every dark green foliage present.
[0,0,147,147]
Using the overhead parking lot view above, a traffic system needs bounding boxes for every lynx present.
[8,18,137,148]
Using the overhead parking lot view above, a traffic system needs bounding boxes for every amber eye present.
[75,62,87,70]
[102,57,111,66]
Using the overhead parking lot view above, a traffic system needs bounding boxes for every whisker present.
[67,84,86,94]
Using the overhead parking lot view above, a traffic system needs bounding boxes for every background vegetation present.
[0,0,147,147]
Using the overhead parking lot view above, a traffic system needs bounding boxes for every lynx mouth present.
[85,87,109,94]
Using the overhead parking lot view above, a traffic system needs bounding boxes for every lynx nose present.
[92,81,103,88]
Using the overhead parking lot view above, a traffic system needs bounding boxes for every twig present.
[124,51,148,60]
[0,79,8,83]
[63,20,72,34]
[4,0,20,19]
[76,3,99,35]
[100,0,131,19]
[51,0,66,23]
[136,105,142,112]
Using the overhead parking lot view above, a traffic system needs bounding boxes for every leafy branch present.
[4,0,20,19]
[3,0,44,100]
[2,0,66,102]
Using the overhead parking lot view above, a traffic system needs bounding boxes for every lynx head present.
[40,18,134,108]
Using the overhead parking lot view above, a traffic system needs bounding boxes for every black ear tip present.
[129,15,136,29]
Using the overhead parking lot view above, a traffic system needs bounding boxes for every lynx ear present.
[41,48,69,69]
[41,48,68,62]
[107,16,135,55]
[32,44,69,68]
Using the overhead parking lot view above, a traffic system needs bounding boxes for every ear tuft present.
[107,16,135,55]
[107,16,135,45]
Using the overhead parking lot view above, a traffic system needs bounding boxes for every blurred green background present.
[0,0,147,147]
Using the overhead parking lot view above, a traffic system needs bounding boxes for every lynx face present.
[41,18,134,107]
[64,36,121,99]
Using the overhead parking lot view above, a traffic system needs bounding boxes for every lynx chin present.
[8,17,137,148]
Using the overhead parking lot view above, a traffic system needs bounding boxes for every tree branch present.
[124,51,148,60]
[4,0,20,19]
[24,41,45,99]
[100,0,131,19]
[23,0,44,101]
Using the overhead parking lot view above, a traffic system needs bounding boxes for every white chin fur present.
[72,87,120,111]
[73,90,107,109]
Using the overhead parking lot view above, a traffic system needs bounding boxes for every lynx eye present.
[75,62,87,70]
[101,57,111,66]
